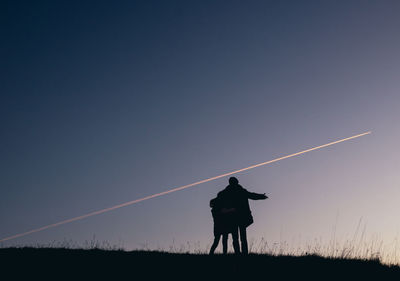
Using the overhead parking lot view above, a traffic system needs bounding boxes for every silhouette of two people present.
[209,177,268,255]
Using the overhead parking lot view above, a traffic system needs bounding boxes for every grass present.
[2,223,400,279]
[133,234,400,266]
[1,247,399,280]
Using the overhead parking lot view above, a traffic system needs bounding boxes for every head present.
[229,177,239,186]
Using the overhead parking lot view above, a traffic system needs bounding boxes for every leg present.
[222,233,228,254]
[209,235,221,255]
[231,227,240,254]
[239,225,248,255]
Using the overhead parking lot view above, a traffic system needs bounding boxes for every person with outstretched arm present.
[217,177,268,255]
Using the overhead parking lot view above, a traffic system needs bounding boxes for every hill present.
[1,248,399,280]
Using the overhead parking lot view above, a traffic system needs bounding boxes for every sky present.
[1,0,400,259]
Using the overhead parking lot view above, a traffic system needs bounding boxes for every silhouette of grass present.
[135,233,400,266]
[0,247,399,280]
[3,231,399,265]
[2,223,400,279]
[134,218,400,266]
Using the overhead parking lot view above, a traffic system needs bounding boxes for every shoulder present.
[218,186,230,196]
[238,185,249,193]
[210,198,216,207]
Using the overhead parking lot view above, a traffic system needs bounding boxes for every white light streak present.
[0,131,371,242]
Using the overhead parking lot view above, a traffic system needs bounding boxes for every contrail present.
[0,131,371,243]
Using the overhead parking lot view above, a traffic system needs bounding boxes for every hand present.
[262,193,268,199]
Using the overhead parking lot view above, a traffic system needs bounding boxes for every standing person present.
[209,196,240,255]
[218,177,268,255]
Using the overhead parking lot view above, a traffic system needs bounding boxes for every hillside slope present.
[1,248,399,280]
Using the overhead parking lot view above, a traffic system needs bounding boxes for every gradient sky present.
[1,1,400,257]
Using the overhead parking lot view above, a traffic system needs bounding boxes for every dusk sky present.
[1,1,400,259]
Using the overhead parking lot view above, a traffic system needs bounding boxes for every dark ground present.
[1,248,399,280]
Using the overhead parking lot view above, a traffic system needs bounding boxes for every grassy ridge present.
[1,248,399,280]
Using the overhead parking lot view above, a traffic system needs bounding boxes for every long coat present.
[217,184,265,227]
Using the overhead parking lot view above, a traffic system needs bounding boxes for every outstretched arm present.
[246,191,268,200]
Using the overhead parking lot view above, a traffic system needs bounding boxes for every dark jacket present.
[217,184,265,227]
[210,197,237,235]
